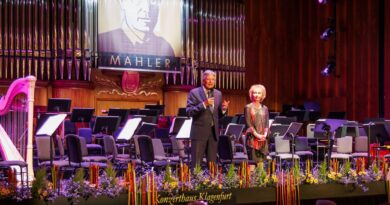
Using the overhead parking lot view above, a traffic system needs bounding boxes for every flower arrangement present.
[0,181,16,200]
[223,163,239,188]
[98,163,122,198]
[161,164,178,192]
[62,167,98,205]
[2,157,390,204]
[31,168,57,203]
[302,159,318,184]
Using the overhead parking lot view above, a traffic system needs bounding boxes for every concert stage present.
[1,181,386,205]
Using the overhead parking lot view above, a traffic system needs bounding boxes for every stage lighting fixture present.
[320,61,335,77]
[320,27,335,40]
[318,0,328,4]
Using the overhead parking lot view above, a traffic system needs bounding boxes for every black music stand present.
[314,119,346,170]
[36,113,57,133]
[47,98,71,113]
[92,116,120,135]
[108,108,130,125]
[175,118,193,163]
[282,122,303,167]
[139,109,159,116]
[35,113,67,167]
[135,122,157,136]
[169,117,188,135]
[144,104,165,115]
[70,108,94,124]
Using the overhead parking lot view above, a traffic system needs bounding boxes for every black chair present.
[218,135,255,166]
[294,136,313,160]
[137,135,174,169]
[64,119,77,135]
[155,128,171,151]
[65,134,107,169]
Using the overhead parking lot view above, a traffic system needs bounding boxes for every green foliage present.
[73,168,85,183]
[293,160,300,180]
[105,162,117,186]
[163,164,174,183]
[194,163,202,176]
[224,163,238,188]
[372,161,379,174]
[344,160,351,176]
[319,160,328,183]
[31,168,47,199]
[253,161,267,187]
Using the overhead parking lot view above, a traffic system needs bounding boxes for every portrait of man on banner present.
[98,0,181,58]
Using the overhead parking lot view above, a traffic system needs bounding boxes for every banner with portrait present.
[98,0,182,73]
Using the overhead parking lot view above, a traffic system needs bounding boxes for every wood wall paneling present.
[246,0,380,122]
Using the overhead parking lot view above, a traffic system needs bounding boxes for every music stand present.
[314,119,346,170]
[270,124,290,138]
[282,122,303,167]
[36,113,67,166]
[47,98,71,113]
[116,118,142,141]
[129,109,140,115]
[70,108,94,124]
[108,108,130,125]
[176,118,193,162]
[92,116,120,135]
[169,117,188,135]
[139,109,159,117]
[36,113,57,133]
[144,104,165,115]
[135,122,157,136]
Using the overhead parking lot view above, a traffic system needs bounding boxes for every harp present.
[0,76,36,182]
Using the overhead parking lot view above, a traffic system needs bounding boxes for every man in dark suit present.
[186,70,230,168]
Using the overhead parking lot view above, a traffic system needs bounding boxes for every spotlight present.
[318,0,328,4]
[320,61,335,77]
[320,27,335,40]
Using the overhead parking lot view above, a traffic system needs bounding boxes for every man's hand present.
[222,100,230,111]
[204,97,215,107]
